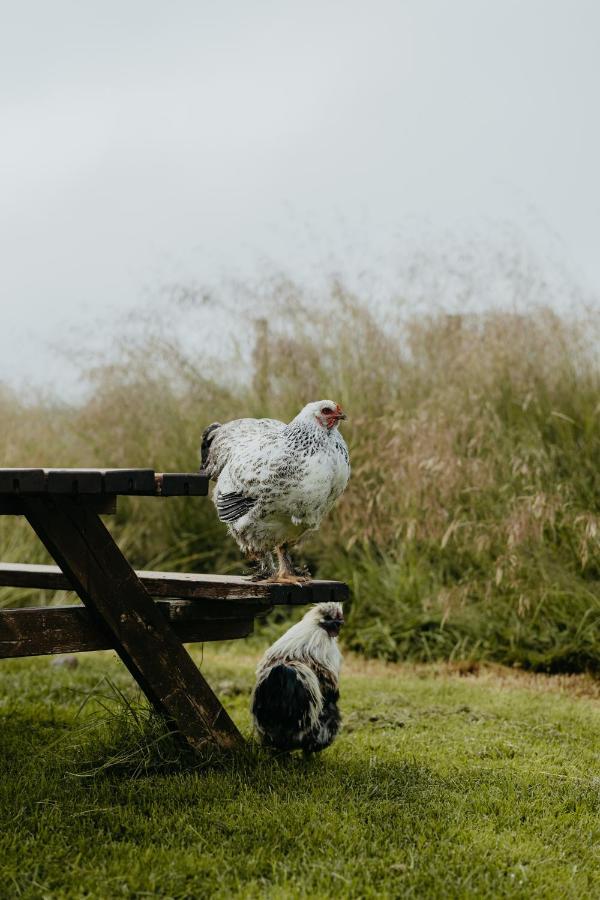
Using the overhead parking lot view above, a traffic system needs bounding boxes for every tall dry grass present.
[3,275,600,671]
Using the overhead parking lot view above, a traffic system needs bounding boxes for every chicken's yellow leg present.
[266,546,309,586]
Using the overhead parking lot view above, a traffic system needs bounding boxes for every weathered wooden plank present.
[0,562,85,590]
[21,495,243,750]
[0,496,117,516]
[0,562,348,605]
[138,571,348,604]
[46,469,104,494]
[0,565,268,617]
[159,598,269,620]
[102,469,156,494]
[0,468,208,498]
[0,469,45,493]
[157,472,208,496]
[0,604,253,659]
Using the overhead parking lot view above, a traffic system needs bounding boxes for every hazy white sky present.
[1,0,599,390]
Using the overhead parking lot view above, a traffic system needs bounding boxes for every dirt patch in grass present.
[342,653,600,700]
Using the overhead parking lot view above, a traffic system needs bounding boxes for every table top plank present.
[0,468,208,497]
[46,469,104,494]
[158,472,208,496]
[103,469,156,494]
[0,469,46,493]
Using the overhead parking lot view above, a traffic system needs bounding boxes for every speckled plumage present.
[201,401,350,571]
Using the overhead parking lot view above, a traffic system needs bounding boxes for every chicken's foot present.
[264,546,310,586]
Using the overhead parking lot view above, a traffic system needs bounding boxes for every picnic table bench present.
[0,468,348,751]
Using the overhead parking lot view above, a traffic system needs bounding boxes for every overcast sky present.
[1,0,599,391]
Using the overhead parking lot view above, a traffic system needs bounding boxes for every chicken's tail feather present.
[200,422,221,470]
[251,662,322,749]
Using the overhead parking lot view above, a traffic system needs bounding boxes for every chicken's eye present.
[321,407,334,415]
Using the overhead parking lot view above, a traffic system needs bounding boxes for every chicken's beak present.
[325,407,347,429]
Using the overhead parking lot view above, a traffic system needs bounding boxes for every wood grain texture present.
[0,604,253,658]
[0,562,348,605]
[21,495,243,750]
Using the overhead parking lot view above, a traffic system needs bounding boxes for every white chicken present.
[250,602,344,752]
[201,400,350,583]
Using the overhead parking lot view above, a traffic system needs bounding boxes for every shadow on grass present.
[0,677,444,817]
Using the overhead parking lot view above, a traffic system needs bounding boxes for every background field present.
[3,275,600,672]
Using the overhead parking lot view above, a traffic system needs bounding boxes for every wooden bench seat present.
[0,562,349,659]
[0,562,348,605]
[0,602,255,658]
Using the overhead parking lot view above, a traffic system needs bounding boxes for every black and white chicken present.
[201,400,350,583]
[250,602,344,753]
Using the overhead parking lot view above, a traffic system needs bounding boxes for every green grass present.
[2,646,600,898]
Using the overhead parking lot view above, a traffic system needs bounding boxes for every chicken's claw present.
[265,573,311,587]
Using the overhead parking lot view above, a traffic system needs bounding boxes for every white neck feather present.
[260,610,342,678]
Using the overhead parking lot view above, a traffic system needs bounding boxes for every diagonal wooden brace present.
[21,495,243,751]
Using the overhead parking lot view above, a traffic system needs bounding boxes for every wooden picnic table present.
[0,468,348,751]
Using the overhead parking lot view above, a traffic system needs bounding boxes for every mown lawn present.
[1,647,600,898]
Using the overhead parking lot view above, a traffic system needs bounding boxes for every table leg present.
[22,495,243,751]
